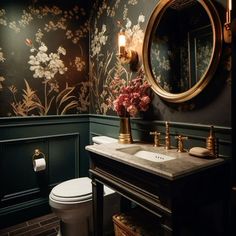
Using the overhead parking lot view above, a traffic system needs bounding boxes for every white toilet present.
[49,136,119,236]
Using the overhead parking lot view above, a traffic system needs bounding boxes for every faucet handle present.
[175,135,188,152]
[150,131,161,147]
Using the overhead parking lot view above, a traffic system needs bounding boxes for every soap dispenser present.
[206,126,216,157]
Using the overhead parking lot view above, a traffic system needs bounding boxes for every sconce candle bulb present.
[226,0,232,23]
[228,0,232,11]
[118,32,126,55]
[117,31,139,71]
[224,0,232,43]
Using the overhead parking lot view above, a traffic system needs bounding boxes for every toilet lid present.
[51,177,92,202]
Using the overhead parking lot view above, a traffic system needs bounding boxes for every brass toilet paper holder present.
[32,149,47,172]
[32,149,46,161]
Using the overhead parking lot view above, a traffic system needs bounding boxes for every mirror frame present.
[143,0,222,103]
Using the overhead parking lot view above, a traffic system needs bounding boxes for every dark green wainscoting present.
[0,115,90,229]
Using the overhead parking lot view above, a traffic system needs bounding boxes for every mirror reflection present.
[150,0,213,94]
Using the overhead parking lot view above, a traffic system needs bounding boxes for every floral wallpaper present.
[89,0,231,126]
[0,0,91,116]
[0,0,231,126]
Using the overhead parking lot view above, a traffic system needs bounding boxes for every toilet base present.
[58,217,92,236]
[55,192,121,236]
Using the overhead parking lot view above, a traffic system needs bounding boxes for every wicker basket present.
[113,207,161,236]
[113,214,141,236]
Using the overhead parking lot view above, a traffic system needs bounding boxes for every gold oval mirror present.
[143,0,222,103]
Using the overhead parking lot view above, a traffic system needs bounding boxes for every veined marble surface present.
[85,142,225,180]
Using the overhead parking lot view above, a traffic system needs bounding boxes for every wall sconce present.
[118,31,139,70]
[224,0,232,43]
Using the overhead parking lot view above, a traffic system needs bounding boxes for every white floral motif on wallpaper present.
[0,48,5,90]
[27,40,68,80]
[95,0,138,20]
[128,0,138,6]
[91,24,108,57]
[0,5,89,44]
[8,39,78,116]
[90,9,146,115]
[0,3,90,116]
[0,48,5,61]
[96,0,120,18]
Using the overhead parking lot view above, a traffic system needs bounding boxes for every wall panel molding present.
[0,132,79,207]
[0,132,80,143]
[0,114,89,128]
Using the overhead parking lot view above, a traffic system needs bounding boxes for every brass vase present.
[118,117,133,144]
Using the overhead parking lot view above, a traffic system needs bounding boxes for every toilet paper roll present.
[33,158,46,172]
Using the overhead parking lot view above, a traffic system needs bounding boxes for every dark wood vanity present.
[86,143,231,236]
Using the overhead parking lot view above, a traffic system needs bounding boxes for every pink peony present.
[108,70,151,117]
[127,105,138,117]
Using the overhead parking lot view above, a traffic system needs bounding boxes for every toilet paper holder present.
[32,149,47,172]
[32,149,46,161]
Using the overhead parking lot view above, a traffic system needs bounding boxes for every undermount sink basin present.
[135,150,176,162]
[117,146,176,163]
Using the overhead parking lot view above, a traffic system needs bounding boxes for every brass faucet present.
[165,121,171,149]
[175,135,188,152]
[150,131,161,147]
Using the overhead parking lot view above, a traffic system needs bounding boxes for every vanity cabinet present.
[86,143,231,236]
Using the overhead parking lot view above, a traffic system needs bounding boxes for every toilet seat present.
[50,177,92,203]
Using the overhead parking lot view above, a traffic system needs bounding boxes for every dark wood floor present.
[0,213,60,236]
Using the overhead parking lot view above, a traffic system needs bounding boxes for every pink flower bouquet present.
[107,70,151,117]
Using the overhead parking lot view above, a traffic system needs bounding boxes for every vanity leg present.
[171,210,182,236]
[92,179,103,236]
[221,165,231,236]
[222,197,231,235]
[120,196,132,212]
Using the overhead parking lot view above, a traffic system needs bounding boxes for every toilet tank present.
[92,136,117,145]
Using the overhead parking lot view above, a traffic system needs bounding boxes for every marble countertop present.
[85,142,225,180]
